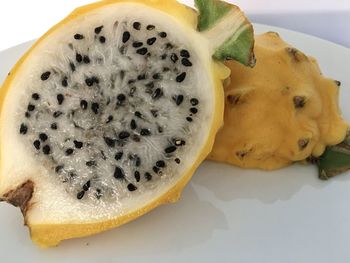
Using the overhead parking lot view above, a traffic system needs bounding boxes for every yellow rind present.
[0,0,226,247]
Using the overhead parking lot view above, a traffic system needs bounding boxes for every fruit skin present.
[0,0,250,247]
[209,32,349,170]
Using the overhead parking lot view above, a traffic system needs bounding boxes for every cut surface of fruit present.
[0,0,254,247]
[209,32,348,170]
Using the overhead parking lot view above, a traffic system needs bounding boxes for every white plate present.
[0,24,349,263]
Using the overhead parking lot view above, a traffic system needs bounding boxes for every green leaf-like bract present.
[317,134,350,180]
[195,0,255,67]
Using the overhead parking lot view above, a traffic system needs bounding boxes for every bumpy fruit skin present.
[209,32,349,170]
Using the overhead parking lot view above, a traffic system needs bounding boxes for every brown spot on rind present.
[286,47,307,62]
[293,96,306,109]
[1,180,34,216]
[298,138,310,150]
[227,94,241,105]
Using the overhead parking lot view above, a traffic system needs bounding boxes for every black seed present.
[19,124,28,135]
[163,67,170,72]
[174,95,184,106]
[76,53,83,63]
[159,32,167,38]
[41,71,51,81]
[175,158,181,164]
[106,115,113,124]
[132,134,141,142]
[117,93,126,102]
[133,22,141,30]
[176,72,186,83]
[95,189,102,199]
[32,93,40,100]
[153,166,160,173]
[74,34,84,40]
[27,104,35,111]
[156,160,166,167]
[85,78,93,87]
[165,43,173,49]
[70,62,76,72]
[62,77,68,87]
[135,156,141,167]
[25,112,31,118]
[42,145,51,155]
[33,140,41,150]
[95,151,104,162]
[161,54,167,60]
[127,183,137,192]
[83,55,90,64]
[174,139,186,146]
[147,37,156,45]
[335,80,341,87]
[128,79,136,84]
[114,166,125,180]
[153,73,161,80]
[134,111,142,118]
[145,82,154,88]
[134,171,141,182]
[136,47,148,55]
[186,117,193,122]
[190,98,199,106]
[130,119,137,130]
[83,180,91,191]
[150,109,158,117]
[190,107,198,114]
[132,41,143,48]
[77,191,85,200]
[65,148,74,156]
[119,131,130,139]
[104,137,115,147]
[95,25,103,34]
[165,146,177,153]
[115,151,123,160]
[74,140,83,149]
[53,111,63,118]
[122,31,130,43]
[293,96,306,108]
[80,100,88,110]
[152,88,163,99]
[170,53,178,63]
[140,129,151,136]
[137,74,146,80]
[158,126,163,133]
[99,36,106,43]
[146,25,155,30]
[55,165,64,173]
[39,133,48,142]
[57,94,64,105]
[145,172,152,181]
[51,123,57,130]
[180,49,190,58]
[91,103,99,114]
[86,160,96,167]
[181,58,192,67]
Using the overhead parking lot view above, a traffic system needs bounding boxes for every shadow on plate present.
[192,160,350,204]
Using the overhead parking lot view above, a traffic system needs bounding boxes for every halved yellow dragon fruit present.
[0,0,254,247]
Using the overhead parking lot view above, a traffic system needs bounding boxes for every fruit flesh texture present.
[0,0,231,247]
[209,32,349,170]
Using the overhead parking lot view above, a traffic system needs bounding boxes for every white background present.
[0,0,349,51]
